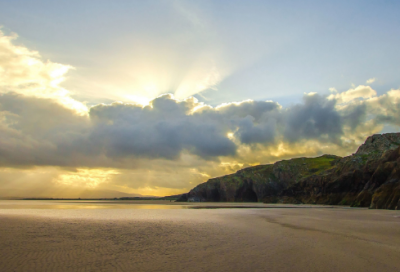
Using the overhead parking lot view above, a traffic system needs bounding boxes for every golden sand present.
[0,201,399,272]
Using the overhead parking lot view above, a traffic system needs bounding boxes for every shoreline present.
[0,199,370,210]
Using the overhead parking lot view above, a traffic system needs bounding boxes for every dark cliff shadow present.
[234,186,258,202]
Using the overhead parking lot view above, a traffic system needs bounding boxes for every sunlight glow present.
[189,168,211,178]
[215,99,254,109]
[55,169,119,188]
[124,94,151,106]
[130,186,187,197]
[0,30,88,115]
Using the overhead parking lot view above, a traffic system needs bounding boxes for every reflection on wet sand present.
[0,200,342,210]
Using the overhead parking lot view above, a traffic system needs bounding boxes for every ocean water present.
[0,200,189,210]
[0,200,282,210]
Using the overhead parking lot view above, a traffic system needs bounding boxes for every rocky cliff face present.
[177,133,400,210]
[177,154,340,202]
[354,146,400,209]
[279,133,400,209]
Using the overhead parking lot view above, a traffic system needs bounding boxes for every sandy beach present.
[0,201,399,272]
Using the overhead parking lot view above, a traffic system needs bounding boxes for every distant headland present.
[177,133,400,210]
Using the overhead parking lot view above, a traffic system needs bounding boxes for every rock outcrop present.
[177,154,340,202]
[176,133,400,210]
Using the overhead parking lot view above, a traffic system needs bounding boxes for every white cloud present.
[366,78,376,84]
[0,29,87,114]
[328,85,376,104]
[329,87,338,93]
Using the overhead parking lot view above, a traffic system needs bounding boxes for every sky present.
[0,0,400,198]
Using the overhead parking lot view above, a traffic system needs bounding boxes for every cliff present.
[176,133,400,210]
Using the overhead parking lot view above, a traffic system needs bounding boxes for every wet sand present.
[0,201,399,272]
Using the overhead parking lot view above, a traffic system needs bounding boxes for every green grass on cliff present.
[211,155,339,187]
[273,155,340,181]
[298,155,339,177]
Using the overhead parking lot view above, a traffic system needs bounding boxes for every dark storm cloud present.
[283,94,343,143]
[0,93,90,167]
[340,103,368,130]
[0,90,398,168]
[234,115,277,144]
[89,94,237,160]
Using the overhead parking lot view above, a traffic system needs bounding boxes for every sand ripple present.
[0,204,399,271]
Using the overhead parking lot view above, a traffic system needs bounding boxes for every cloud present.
[2,29,388,168]
[0,29,87,114]
[0,167,148,198]
[0,93,90,167]
[328,85,376,104]
[1,84,399,170]
[55,168,119,189]
[1,29,400,197]
[89,94,237,161]
[1,86,400,196]
[329,87,338,93]
[366,78,376,84]
[283,93,343,143]
[367,89,400,126]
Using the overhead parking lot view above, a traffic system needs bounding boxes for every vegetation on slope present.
[177,133,400,209]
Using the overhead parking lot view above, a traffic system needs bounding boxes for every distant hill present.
[177,133,400,210]
[1,189,153,200]
[3,191,183,201]
[119,194,183,201]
